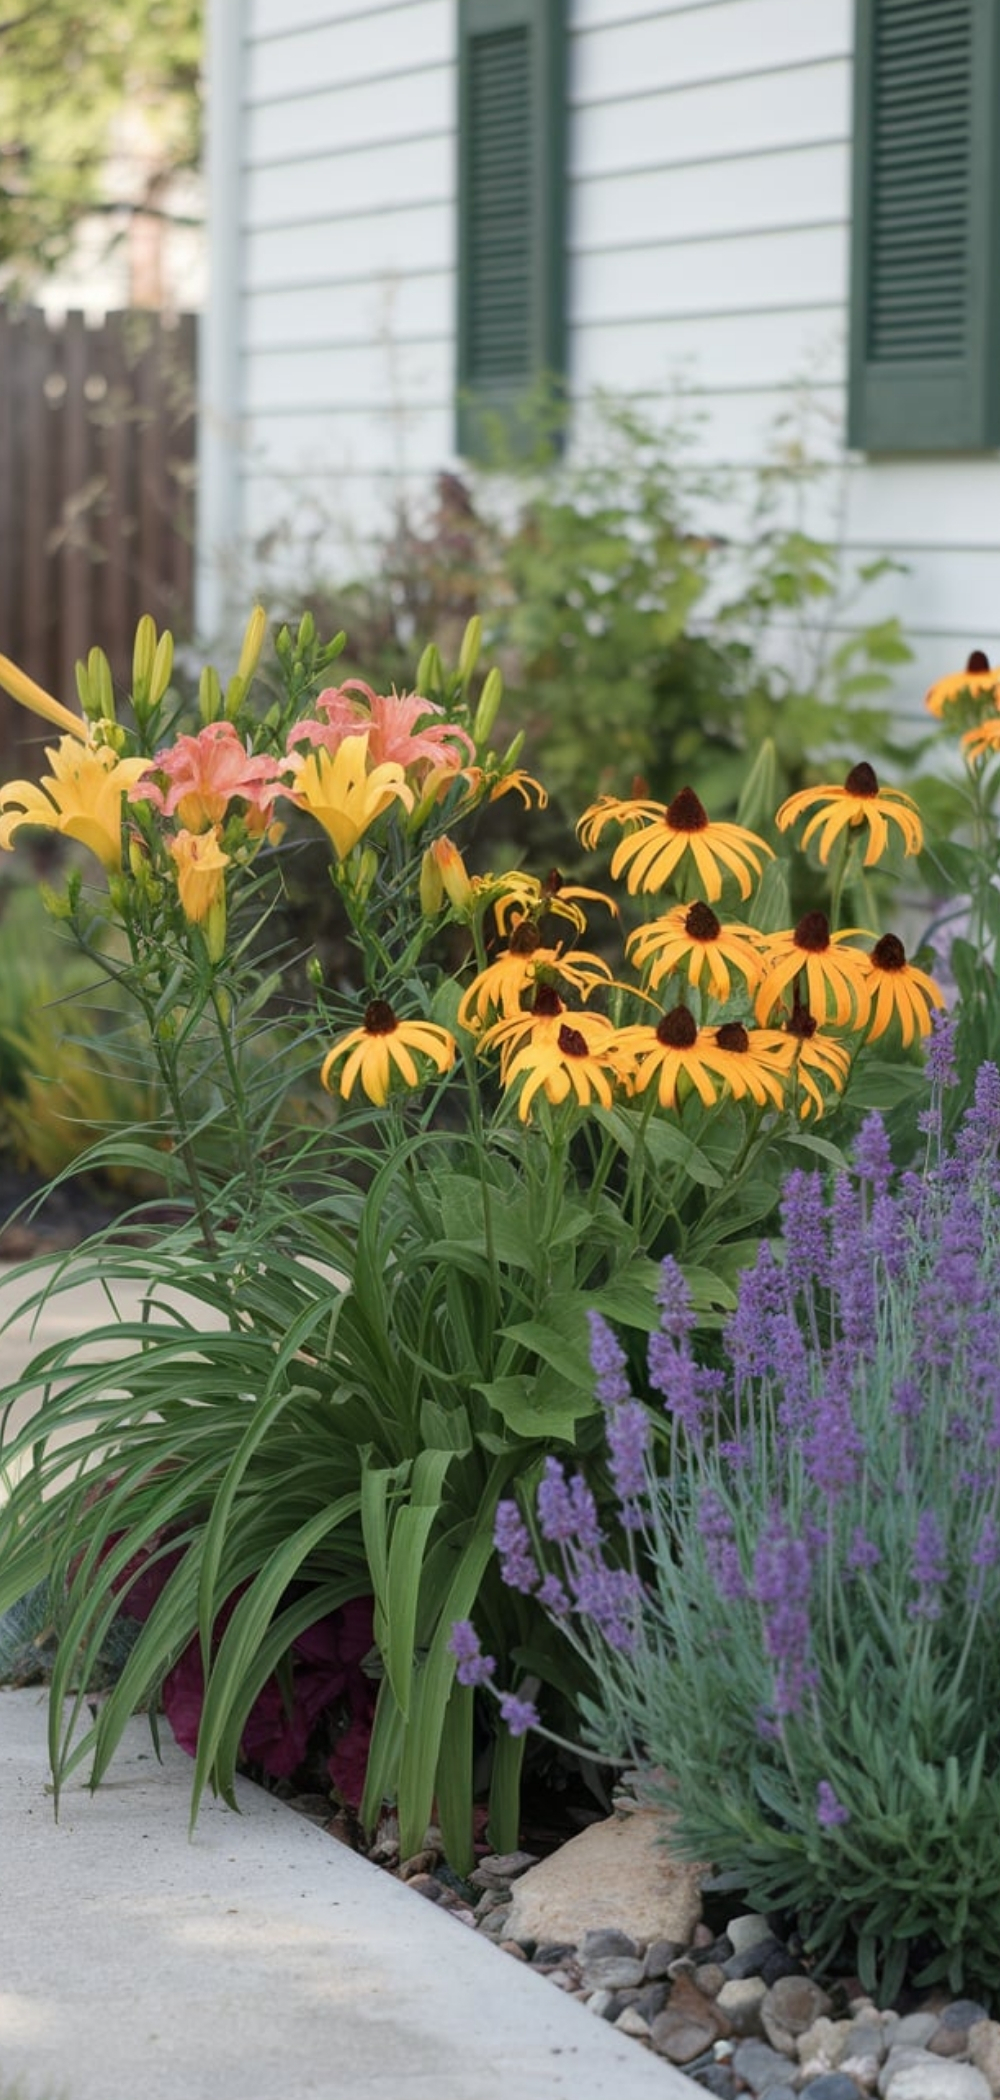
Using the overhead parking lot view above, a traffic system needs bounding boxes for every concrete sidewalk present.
[0,1690,700,2100]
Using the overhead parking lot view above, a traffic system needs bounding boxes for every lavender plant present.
[464,1021,1000,2002]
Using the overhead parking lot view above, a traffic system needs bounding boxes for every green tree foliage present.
[0,0,201,278]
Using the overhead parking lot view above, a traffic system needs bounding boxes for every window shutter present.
[457,0,567,457]
[849,0,1000,452]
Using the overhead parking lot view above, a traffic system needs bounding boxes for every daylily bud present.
[75,658,98,720]
[296,610,315,653]
[224,674,245,720]
[306,954,324,988]
[39,882,73,921]
[431,835,472,911]
[499,730,525,770]
[457,615,482,687]
[472,666,503,746]
[354,845,378,903]
[89,647,117,723]
[199,665,223,725]
[236,604,267,687]
[107,875,129,915]
[132,614,157,708]
[150,629,174,708]
[416,642,444,697]
[419,846,444,917]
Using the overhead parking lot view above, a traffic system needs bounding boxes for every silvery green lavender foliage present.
[478,1022,1000,2003]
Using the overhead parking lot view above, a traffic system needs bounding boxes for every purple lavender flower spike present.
[605,1395,650,1512]
[448,1620,497,1688]
[753,1517,815,1718]
[494,1501,540,1594]
[655,1255,696,1341]
[908,1509,948,1621]
[587,1309,634,1409]
[725,1240,788,1387]
[816,1780,850,1827]
[498,1691,539,1737]
[806,1351,864,1502]
[846,1527,881,1573]
[853,1112,893,1196]
[925,1008,958,1092]
[968,1514,1000,1602]
[536,1458,577,1542]
[570,1556,641,1653]
[699,1489,747,1602]
[537,1572,570,1616]
[780,1169,828,1297]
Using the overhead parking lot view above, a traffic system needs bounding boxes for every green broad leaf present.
[360,1674,406,1835]
[487,1721,526,1856]
[846,1062,929,1109]
[434,1680,476,1876]
[745,856,792,935]
[395,1488,512,1858]
[779,1129,850,1170]
[587,1259,662,1330]
[591,1106,723,1186]
[419,1397,473,1454]
[382,1448,455,1719]
[499,1298,593,1386]
[473,1373,591,1442]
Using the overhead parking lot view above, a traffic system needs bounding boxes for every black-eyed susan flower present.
[776,999,853,1120]
[626,899,765,1002]
[754,913,872,1030]
[925,649,1000,718]
[704,1020,788,1110]
[960,716,1000,767]
[321,1001,456,1105]
[479,983,617,1079]
[577,792,664,851]
[583,786,772,903]
[492,868,617,938]
[0,735,153,872]
[861,935,945,1046]
[501,1016,628,1122]
[458,925,614,1033]
[613,1002,725,1111]
[775,762,923,866]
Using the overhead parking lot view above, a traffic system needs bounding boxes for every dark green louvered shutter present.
[849,0,1000,451]
[457,0,567,457]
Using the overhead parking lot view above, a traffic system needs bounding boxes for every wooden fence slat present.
[0,304,197,749]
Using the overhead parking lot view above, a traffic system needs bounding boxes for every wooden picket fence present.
[0,306,197,769]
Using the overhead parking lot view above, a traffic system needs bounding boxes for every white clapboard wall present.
[198,0,1000,714]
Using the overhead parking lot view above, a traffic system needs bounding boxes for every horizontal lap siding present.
[222,0,1000,696]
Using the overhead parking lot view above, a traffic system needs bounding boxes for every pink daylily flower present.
[131,720,284,834]
[289,680,475,783]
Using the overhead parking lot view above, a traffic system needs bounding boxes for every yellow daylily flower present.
[169,827,231,926]
[0,653,88,741]
[281,734,413,860]
[0,736,151,871]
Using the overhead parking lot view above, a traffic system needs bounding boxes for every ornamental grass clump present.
[470,1030,1000,2001]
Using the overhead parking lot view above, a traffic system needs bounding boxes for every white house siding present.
[200,0,1000,718]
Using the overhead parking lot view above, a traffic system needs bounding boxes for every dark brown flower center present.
[364,1000,397,1035]
[684,900,721,941]
[871,933,907,973]
[844,761,879,798]
[656,1004,698,1048]
[557,1024,589,1058]
[968,649,991,673]
[793,912,831,953]
[532,983,565,1017]
[509,919,542,956]
[715,1021,749,1053]
[665,786,708,833]
[785,998,818,1041]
